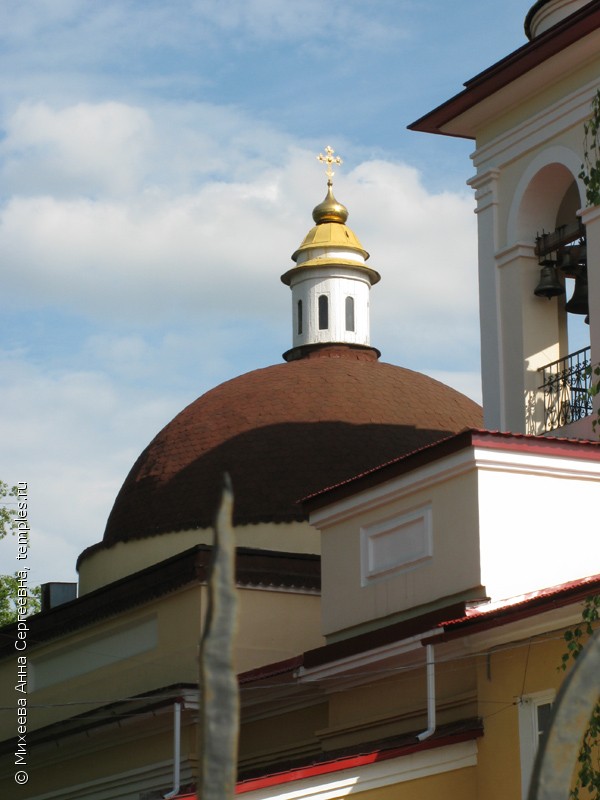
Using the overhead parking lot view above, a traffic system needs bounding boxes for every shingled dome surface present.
[100,347,482,547]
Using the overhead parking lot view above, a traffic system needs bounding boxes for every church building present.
[0,2,599,799]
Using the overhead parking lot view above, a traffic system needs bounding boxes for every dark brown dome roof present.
[98,347,482,549]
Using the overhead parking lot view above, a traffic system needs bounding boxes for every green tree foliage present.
[579,92,600,430]
[0,574,41,628]
[0,481,41,626]
[560,596,600,800]
[0,480,17,538]
[579,89,600,208]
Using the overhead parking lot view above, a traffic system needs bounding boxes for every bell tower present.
[281,147,380,362]
[410,0,600,437]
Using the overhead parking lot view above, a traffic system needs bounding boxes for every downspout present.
[163,701,182,799]
[417,644,436,742]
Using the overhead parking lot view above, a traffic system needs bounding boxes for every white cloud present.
[0,105,477,344]
[0,348,187,585]
[187,0,410,47]
[1,102,153,198]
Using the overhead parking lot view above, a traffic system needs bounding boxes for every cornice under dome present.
[525,0,593,39]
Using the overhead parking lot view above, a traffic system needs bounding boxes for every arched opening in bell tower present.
[512,159,591,435]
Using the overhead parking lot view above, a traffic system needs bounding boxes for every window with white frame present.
[518,689,555,800]
[318,294,329,330]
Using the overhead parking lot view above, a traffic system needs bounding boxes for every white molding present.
[360,506,433,586]
[238,740,478,800]
[458,604,584,654]
[469,168,501,213]
[297,630,436,684]
[472,79,600,173]
[495,242,536,268]
[310,443,600,530]
[471,447,600,481]
[580,203,600,226]
[309,449,477,529]
[25,757,189,800]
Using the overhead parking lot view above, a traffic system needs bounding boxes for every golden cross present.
[317,146,343,182]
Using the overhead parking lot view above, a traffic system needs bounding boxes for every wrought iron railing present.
[538,347,593,432]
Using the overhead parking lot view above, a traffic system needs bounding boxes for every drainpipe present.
[417,644,436,742]
[163,701,182,799]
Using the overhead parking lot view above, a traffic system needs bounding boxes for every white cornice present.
[309,442,600,530]
[25,757,186,800]
[454,603,585,654]
[580,204,600,226]
[296,629,437,686]
[495,242,537,267]
[471,447,600,481]
[472,78,600,173]
[468,168,501,213]
[309,449,477,529]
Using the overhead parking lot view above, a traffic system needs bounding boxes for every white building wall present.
[476,449,600,600]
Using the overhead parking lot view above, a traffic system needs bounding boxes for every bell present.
[534,261,564,299]
[558,243,587,275]
[565,268,589,315]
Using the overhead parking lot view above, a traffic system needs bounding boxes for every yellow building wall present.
[235,587,324,673]
[239,703,329,772]
[0,582,323,739]
[475,631,567,800]
[0,711,197,799]
[321,654,477,752]
[78,520,320,593]
[0,578,323,798]
[0,587,203,735]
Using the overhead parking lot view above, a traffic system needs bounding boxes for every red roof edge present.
[236,728,481,794]
[301,601,468,670]
[172,724,482,799]
[408,4,600,137]
[302,428,600,513]
[427,573,600,643]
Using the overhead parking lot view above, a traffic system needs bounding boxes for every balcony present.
[538,347,593,433]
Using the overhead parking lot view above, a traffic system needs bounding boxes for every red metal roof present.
[172,721,482,799]
[425,572,600,642]
[303,428,600,512]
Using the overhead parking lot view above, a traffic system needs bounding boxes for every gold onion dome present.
[283,146,378,284]
[289,178,371,267]
[312,181,349,224]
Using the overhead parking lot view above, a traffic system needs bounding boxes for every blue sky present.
[0,0,531,586]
